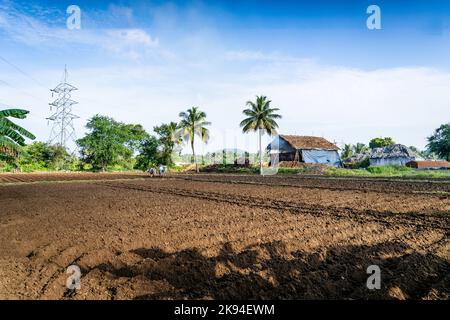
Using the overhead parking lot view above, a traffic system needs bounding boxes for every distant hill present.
[208,148,247,155]
[175,148,258,165]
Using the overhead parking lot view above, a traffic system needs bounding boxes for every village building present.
[369,144,419,166]
[267,135,342,167]
[406,160,450,169]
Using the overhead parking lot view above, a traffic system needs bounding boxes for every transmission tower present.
[47,65,79,152]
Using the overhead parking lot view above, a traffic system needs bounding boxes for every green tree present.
[353,142,369,154]
[123,123,149,151]
[154,122,182,167]
[369,137,395,149]
[0,109,35,158]
[20,141,47,168]
[135,135,160,171]
[427,123,450,161]
[408,146,436,160]
[341,144,353,159]
[19,142,72,170]
[77,115,148,171]
[47,144,73,170]
[177,107,211,173]
[240,96,281,172]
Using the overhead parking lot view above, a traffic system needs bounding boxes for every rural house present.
[369,144,419,166]
[267,135,342,167]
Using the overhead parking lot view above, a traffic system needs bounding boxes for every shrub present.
[346,157,370,169]
[366,165,413,175]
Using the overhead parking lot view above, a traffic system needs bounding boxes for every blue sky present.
[0,0,449,152]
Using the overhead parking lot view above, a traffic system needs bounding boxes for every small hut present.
[267,135,342,167]
[369,144,418,166]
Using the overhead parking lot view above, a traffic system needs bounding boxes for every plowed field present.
[0,173,449,299]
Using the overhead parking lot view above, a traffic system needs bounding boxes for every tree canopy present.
[341,144,353,159]
[19,142,74,171]
[134,135,160,171]
[177,107,210,172]
[154,121,182,167]
[240,96,281,171]
[369,137,395,149]
[427,123,450,161]
[77,115,148,171]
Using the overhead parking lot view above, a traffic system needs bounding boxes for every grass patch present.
[327,165,450,179]
[277,167,307,174]
[199,164,259,174]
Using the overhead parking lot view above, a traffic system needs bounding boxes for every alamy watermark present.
[66,265,81,290]
[66,5,81,30]
[366,265,381,290]
[367,5,381,30]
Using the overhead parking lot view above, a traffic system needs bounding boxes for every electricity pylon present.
[47,65,79,153]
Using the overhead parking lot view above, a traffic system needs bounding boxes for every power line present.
[0,100,15,108]
[0,77,48,104]
[0,54,48,90]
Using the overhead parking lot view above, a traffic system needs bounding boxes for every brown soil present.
[0,171,148,184]
[0,173,449,300]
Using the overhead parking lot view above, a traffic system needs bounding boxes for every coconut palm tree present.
[177,107,210,173]
[341,144,353,160]
[0,109,35,157]
[353,142,369,154]
[240,96,281,172]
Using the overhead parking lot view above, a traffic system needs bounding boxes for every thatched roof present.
[280,135,339,150]
[343,152,369,164]
[369,144,417,159]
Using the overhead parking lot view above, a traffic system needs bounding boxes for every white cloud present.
[225,50,271,61]
[103,29,158,59]
[1,60,448,153]
[106,29,158,47]
[0,4,158,60]
[106,4,134,24]
[0,4,447,153]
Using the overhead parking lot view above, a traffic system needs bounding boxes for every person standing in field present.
[159,164,166,176]
[148,167,156,177]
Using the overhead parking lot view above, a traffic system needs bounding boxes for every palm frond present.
[240,117,255,128]
[0,109,29,119]
[0,126,26,145]
[240,95,282,135]
[0,117,36,139]
[242,120,257,133]
[200,127,210,142]
[0,108,34,158]
[177,107,211,145]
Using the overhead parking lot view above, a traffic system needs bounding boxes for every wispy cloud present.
[2,58,448,152]
[0,2,159,60]
[0,1,447,153]
[225,50,277,62]
[106,28,158,47]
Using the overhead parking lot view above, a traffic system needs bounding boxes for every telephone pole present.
[47,65,79,152]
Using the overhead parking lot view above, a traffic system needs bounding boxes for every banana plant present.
[0,109,35,156]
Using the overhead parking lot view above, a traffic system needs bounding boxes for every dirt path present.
[0,174,448,299]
